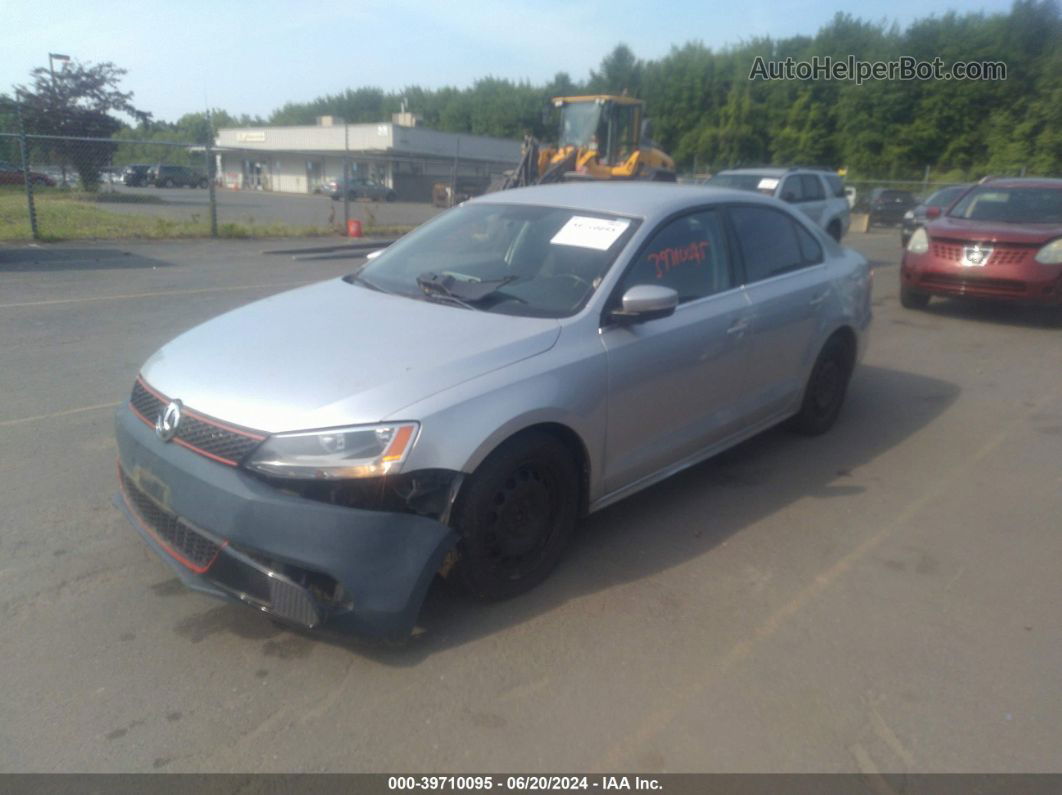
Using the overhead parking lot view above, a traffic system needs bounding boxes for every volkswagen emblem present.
[155,399,183,442]
[962,244,992,267]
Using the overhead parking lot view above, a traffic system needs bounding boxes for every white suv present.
[707,167,851,241]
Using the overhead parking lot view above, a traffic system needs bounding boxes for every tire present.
[348,190,359,201]
[198,179,208,189]
[900,287,931,310]
[787,334,854,436]
[827,220,842,242]
[163,178,174,188]
[449,431,579,601]
[385,192,397,202]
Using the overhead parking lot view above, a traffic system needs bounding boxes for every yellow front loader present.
[498,95,676,190]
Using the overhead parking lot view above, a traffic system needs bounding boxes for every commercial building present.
[213,114,520,201]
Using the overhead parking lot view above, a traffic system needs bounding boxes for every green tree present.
[16,60,149,190]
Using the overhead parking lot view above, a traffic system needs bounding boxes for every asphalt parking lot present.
[1,229,1060,773]
[102,185,443,229]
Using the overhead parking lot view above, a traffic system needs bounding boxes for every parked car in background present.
[0,161,56,187]
[123,164,152,187]
[900,184,971,247]
[151,164,208,188]
[113,182,870,639]
[866,188,918,227]
[327,176,398,202]
[900,177,1062,309]
[706,167,850,241]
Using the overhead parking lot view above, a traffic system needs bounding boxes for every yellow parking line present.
[0,402,120,428]
[0,281,311,310]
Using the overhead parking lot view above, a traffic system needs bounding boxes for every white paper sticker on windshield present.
[757,177,779,190]
[550,216,631,251]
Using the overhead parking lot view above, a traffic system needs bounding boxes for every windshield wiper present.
[415,271,521,308]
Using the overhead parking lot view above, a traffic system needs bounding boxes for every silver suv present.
[707,167,851,241]
[114,182,871,640]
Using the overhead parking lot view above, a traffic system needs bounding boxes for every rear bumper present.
[114,406,458,639]
[901,251,1062,305]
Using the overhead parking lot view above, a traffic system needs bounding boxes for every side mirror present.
[610,285,679,324]
[925,206,942,219]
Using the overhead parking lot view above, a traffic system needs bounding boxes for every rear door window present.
[729,206,809,282]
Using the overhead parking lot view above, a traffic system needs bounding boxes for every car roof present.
[715,167,788,177]
[979,177,1062,190]
[469,182,779,221]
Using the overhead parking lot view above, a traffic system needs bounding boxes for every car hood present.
[140,278,561,432]
[927,217,1062,245]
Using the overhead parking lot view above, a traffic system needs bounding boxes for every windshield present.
[354,203,640,317]
[706,173,776,195]
[559,103,603,148]
[926,186,967,207]
[948,186,1062,223]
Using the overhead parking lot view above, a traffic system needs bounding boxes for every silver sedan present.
[114,182,871,639]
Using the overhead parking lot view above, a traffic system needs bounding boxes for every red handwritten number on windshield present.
[648,241,710,279]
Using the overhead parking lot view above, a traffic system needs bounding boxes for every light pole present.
[48,52,70,89]
[48,53,70,185]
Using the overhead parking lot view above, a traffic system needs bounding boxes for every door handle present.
[809,291,829,307]
[726,319,750,336]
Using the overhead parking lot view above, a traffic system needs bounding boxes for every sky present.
[4,0,1017,123]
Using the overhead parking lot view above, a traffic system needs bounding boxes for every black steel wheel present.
[787,335,854,436]
[450,431,579,600]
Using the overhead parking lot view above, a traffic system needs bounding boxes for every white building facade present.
[214,116,520,201]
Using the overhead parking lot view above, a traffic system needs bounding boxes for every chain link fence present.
[1,125,502,243]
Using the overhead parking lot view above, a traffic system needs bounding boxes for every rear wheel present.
[163,178,175,188]
[449,431,578,601]
[900,287,931,310]
[787,334,854,436]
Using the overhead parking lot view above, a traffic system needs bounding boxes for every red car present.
[900,178,1062,309]
[0,161,56,187]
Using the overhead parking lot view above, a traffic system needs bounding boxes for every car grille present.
[118,466,223,572]
[920,273,1027,294]
[129,378,265,466]
[931,242,1030,266]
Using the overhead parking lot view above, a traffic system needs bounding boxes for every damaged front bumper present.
[114,406,459,639]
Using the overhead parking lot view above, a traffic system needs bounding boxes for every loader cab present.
[555,96,642,167]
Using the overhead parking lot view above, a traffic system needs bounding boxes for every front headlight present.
[907,227,929,254]
[1034,238,1062,265]
[245,422,419,479]
[903,210,915,220]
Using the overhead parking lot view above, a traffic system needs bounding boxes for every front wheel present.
[787,335,854,436]
[449,431,579,601]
